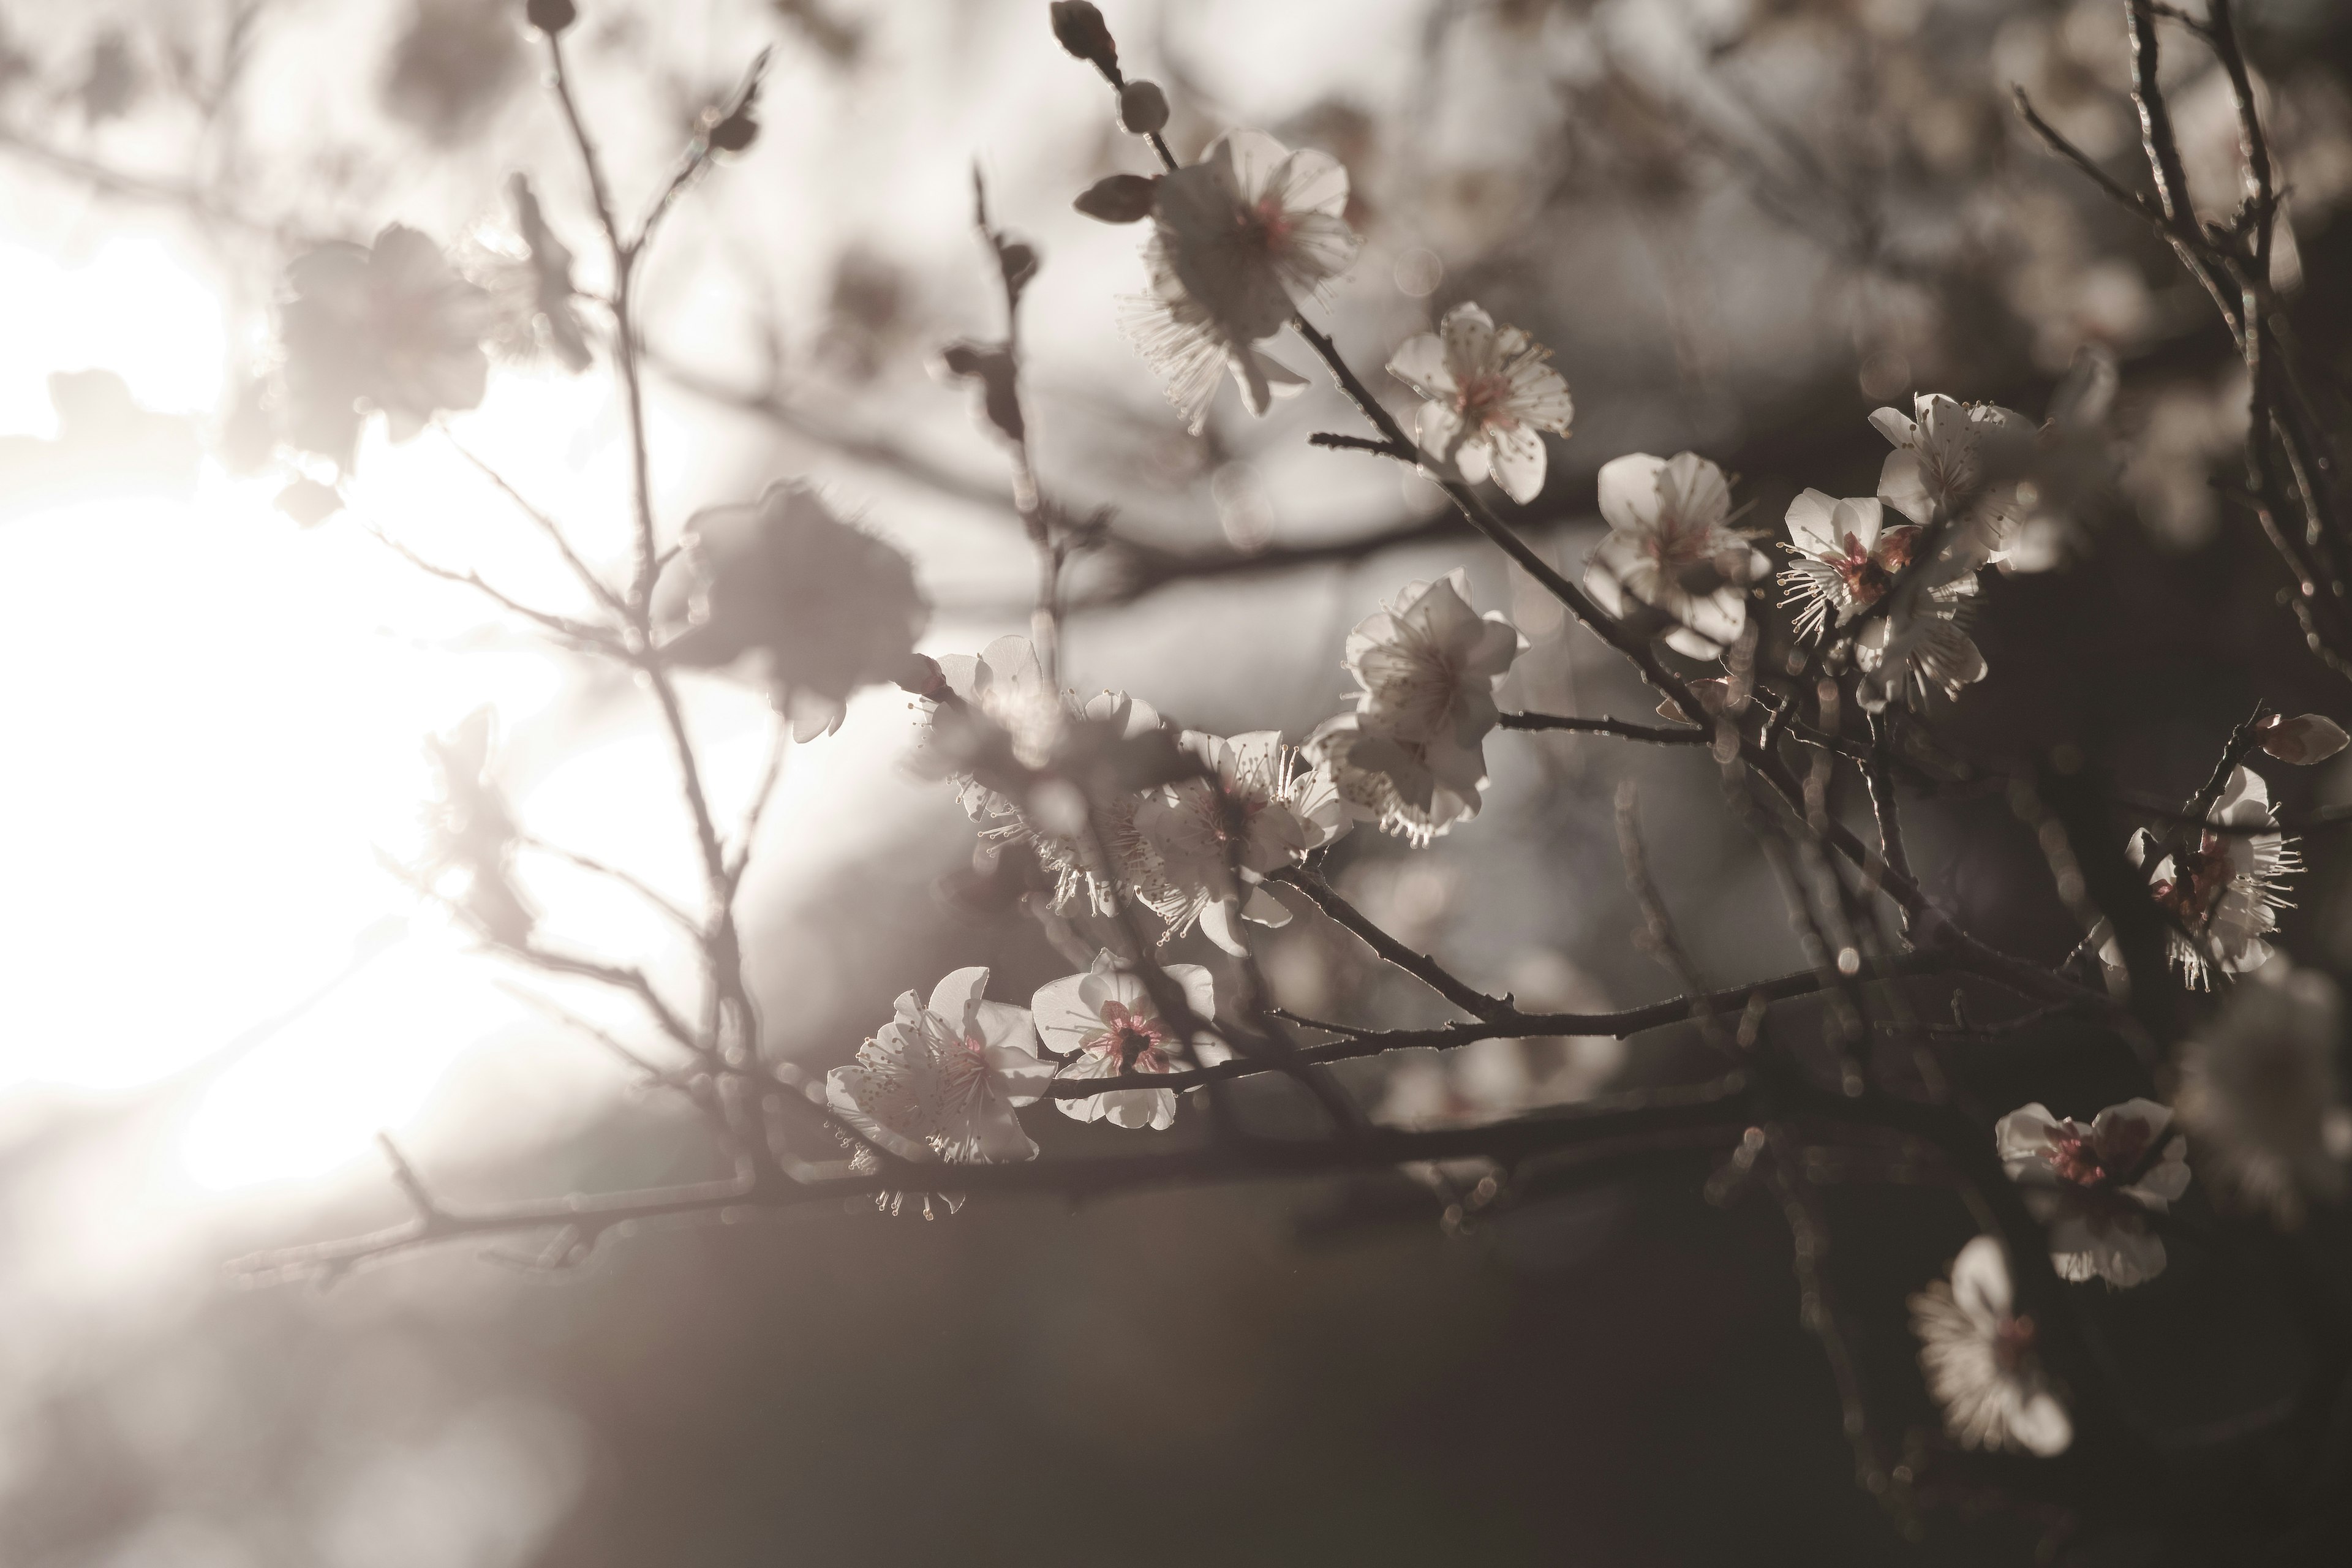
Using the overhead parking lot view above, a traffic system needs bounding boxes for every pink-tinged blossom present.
[2178,959,2352,1226]
[1777,486,1986,712]
[1306,714,1487,848]
[826,967,1054,1167]
[1125,130,1359,432]
[2108,766,2301,987]
[1996,1098,2192,1287]
[1140,730,1345,954]
[1385,303,1574,503]
[1909,1237,2072,1456]
[1584,452,1769,660]
[1033,951,1225,1130]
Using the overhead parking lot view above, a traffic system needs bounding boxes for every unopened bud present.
[2259,712,2351,765]
[525,0,577,34]
[1049,1,1118,78]
[1072,172,1158,224]
[1118,79,1168,135]
[706,108,758,152]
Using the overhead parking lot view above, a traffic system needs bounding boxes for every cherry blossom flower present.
[1033,951,1226,1129]
[1996,1098,2192,1287]
[1869,393,2035,566]
[1385,303,1574,503]
[1302,570,1520,847]
[1909,1237,2073,1457]
[2111,766,2302,987]
[2178,959,2351,1226]
[1851,601,1988,714]
[662,483,929,739]
[1140,731,1346,953]
[1778,489,1978,642]
[825,967,1054,1167]
[1341,570,1523,759]
[1777,486,1988,712]
[1583,452,1770,660]
[1125,130,1359,432]
[278,224,492,469]
[914,637,1179,916]
[1305,713,1488,848]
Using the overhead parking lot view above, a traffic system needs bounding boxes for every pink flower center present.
[1248,195,1296,258]
[2044,1118,2152,1189]
[2150,833,2232,931]
[1643,515,1718,571]
[1992,1313,2037,1374]
[1818,526,1917,606]
[1085,1001,1172,1072]
[1455,371,1518,432]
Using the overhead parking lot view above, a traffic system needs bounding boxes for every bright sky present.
[0,227,927,1197]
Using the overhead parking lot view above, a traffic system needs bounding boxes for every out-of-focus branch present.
[241,1073,1764,1280]
[1270,864,1511,1022]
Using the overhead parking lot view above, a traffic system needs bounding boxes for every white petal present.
[1486,425,1548,503]
[1596,452,1667,534]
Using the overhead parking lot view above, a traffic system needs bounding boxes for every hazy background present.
[3,0,2352,1562]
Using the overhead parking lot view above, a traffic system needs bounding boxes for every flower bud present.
[1118,79,1168,135]
[525,0,577,34]
[706,107,758,153]
[2259,713,2350,765]
[1049,1,1118,78]
[1072,173,1158,224]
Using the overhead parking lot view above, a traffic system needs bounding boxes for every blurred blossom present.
[2177,959,2352,1227]
[1909,1237,2072,1456]
[380,0,524,146]
[417,709,533,948]
[2002,346,2122,573]
[2120,369,2250,551]
[826,967,1052,1169]
[1034,951,1223,1130]
[277,225,492,470]
[1125,130,1360,432]
[470,174,592,374]
[1996,1098,2191,1287]
[1585,451,1767,661]
[2109,767,2301,988]
[915,638,1188,919]
[661,483,929,741]
[1387,302,1575,504]
[818,247,911,383]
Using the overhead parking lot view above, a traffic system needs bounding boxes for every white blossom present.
[661,483,929,739]
[1305,713,1486,848]
[2177,959,2351,1226]
[2111,766,2302,987]
[1385,303,1574,503]
[1777,486,1987,712]
[1909,1237,2073,1457]
[1341,569,1522,758]
[1139,731,1345,954]
[1584,452,1769,660]
[1125,130,1359,432]
[1850,600,1988,714]
[1305,570,1521,847]
[1869,393,2035,567]
[826,967,1054,1167]
[1033,951,1226,1130]
[915,636,1174,916]
[278,224,492,469]
[1996,1098,2192,1287]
